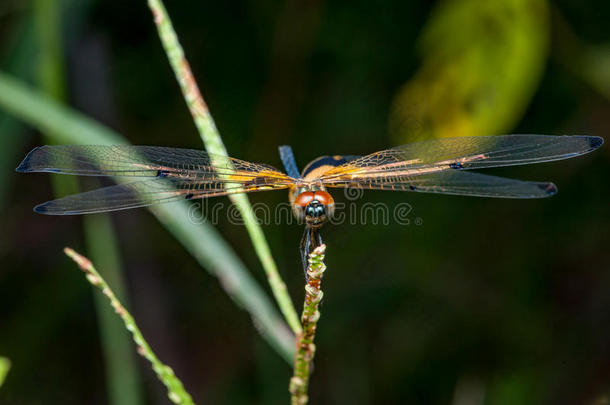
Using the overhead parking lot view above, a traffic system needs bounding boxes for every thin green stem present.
[289,244,327,405]
[64,247,195,405]
[33,2,144,403]
[0,14,37,209]
[33,0,66,100]
[145,0,302,335]
[0,72,294,362]
[84,215,144,405]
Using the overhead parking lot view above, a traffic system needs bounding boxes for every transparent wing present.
[15,145,295,185]
[324,170,557,198]
[319,135,603,182]
[33,178,289,215]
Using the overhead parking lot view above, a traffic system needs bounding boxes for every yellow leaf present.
[390,0,549,142]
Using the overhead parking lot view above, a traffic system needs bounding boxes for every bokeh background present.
[1,0,609,404]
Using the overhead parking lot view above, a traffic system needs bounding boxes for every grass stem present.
[289,244,327,405]
[145,0,302,335]
[64,247,195,405]
[0,71,294,362]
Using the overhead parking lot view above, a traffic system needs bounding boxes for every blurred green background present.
[1,0,609,404]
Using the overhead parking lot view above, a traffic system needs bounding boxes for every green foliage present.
[0,71,294,361]
[84,215,144,405]
[146,0,302,335]
[33,1,144,403]
[64,248,195,405]
[390,0,549,141]
[1,0,608,403]
[0,357,10,388]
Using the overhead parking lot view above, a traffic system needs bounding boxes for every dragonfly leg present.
[300,226,312,281]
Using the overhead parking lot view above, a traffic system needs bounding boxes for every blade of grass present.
[64,247,195,405]
[146,0,302,336]
[0,119,24,204]
[84,215,144,405]
[33,1,144,403]
[33,0,77,203]
[0,71,294,362]
[0,14,36,207]
[0,357,10,388]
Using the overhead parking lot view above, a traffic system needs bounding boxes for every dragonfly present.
[16,135,603,276]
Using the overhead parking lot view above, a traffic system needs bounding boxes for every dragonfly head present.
[292,190,335,226]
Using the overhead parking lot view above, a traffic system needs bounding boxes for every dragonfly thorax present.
[291,190,335,226]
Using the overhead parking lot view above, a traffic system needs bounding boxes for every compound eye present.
[313,191,334,206]
[294,191,315,207]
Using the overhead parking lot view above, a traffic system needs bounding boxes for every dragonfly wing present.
[33,178,288,215]
[15,145,294,183]
[319,135,603,180]
[324,170,557,198]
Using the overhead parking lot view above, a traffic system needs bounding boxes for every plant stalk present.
[290,244,327,405]
[64,247,195,405]
[0,71,294,361]
[145,0,302,335]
